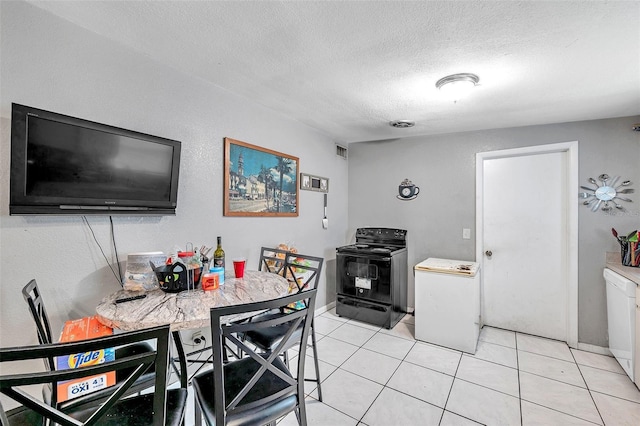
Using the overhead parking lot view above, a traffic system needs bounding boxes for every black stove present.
[335,228,408,329]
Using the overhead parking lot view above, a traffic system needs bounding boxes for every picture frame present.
[300,173,329,193]
[224,138,299,217]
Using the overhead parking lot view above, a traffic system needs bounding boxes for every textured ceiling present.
[29,1,640,143]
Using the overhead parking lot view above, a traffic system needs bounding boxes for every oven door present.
[337,252,392,304]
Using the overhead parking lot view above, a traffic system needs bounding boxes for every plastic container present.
[201,273,219,291]
[210,266,225,284]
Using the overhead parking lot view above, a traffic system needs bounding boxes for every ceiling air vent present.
[336,144,347,159]
[389,120,415,128]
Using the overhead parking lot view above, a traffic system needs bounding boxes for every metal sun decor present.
[579,174,634,212]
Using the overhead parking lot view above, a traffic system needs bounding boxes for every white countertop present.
[415,258,479,277]
[606,252,640,286]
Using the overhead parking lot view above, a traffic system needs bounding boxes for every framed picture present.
[300,173,329,193]
[224,138,299,217]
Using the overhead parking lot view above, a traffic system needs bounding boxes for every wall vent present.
[336,144,347,159]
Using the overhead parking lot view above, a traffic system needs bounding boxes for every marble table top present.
[96,270,291,331]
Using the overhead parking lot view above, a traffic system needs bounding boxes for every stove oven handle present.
[338,253,391,262]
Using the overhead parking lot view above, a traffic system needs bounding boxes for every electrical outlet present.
[191,331,203,345]
[463,228,471,239]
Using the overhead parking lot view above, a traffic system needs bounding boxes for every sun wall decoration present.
[579,174,634,212]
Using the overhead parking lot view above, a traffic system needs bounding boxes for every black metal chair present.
[192,289,317,426]
[21,279,156,411]
[242,248,323,401]
[258,246,288,275]
[0,324,187,426]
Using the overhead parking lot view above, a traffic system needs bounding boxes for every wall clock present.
[579,174,634,212]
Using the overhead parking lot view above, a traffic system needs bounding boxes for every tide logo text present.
[68,350,105,369]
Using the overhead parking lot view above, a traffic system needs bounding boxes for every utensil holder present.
[621,241,640,267]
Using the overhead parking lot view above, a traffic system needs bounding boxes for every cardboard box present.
[56,315,116,402]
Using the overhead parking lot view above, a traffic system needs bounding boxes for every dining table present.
[96,270,291,387]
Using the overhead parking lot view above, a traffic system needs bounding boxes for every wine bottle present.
[213,236,225,269]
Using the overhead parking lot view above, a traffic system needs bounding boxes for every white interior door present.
[477,143,578,346]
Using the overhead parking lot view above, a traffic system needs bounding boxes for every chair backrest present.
[257,246,288,275]
[22,279,57,380]
[0,325,171,426]
[209,289,317,426]
[282,252,323,294]
[258,247,324,293]
[22,279,54,346]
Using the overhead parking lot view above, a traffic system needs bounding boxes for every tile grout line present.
[296,314,380,425]
[321,317,451,424]
[572,346,607,426]
[313,320,393,424]
[310,321,640,426]
[437,350,463,425]
[351,327,409,425]
[516,332,523,426]
[516,334,608,425]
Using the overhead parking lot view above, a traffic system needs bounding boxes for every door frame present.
[476,141,578,348]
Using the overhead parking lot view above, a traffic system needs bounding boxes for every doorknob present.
[485,250,493,257]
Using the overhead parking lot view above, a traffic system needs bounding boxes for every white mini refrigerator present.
[415,258,481,354]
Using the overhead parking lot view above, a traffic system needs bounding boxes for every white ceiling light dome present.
[436,73,480,101]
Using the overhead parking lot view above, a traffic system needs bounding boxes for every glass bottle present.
[213,236,225,269]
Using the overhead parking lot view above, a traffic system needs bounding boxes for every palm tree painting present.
[224,138,299,217]
[276,157,294,212]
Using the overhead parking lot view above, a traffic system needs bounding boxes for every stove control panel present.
[355,228,407,246]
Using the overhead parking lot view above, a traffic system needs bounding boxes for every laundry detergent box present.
[56,315,116,402]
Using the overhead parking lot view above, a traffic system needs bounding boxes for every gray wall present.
[348,117,640,347]
[0,1,348,355]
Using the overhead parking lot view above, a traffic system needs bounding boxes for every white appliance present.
[604,268,636,382]
[415,258,481,354]
[635,284,640,385]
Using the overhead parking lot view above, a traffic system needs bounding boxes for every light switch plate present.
[463,228,471,239]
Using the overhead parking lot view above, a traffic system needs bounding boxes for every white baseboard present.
[577,342,612,356]
[315,301,336,316]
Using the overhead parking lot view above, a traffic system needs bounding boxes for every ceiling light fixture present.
[436,73,479,100]
[389,120,415,128]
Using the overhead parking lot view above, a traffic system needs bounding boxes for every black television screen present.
[10,103,181,215]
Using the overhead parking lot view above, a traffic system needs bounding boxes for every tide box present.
[56,315,116,402]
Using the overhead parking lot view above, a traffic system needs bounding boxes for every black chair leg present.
[194,395,203,426]
[297,399,308,426]
[171,331,189,388]
[310,321,322,402]
[294,406,301,425]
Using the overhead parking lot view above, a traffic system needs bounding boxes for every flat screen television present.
[10,103,181,215]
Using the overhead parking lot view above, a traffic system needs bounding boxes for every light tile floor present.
[277,308,640,426]
[182,309,640,425]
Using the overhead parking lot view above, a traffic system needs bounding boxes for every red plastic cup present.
[233,258,246,279]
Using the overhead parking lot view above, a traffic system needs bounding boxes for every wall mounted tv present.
[10,103,181,215]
